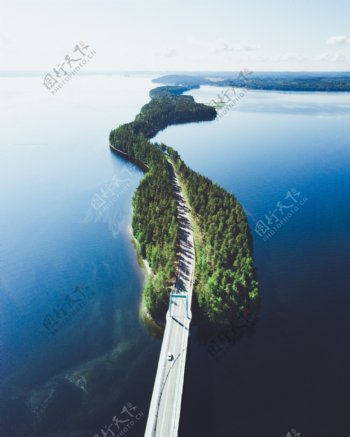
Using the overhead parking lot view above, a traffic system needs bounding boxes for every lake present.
[1,75,350,437]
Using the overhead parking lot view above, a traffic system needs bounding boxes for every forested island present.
[109,85,258,324]
[153,72,350,92]
[166,146,258,323]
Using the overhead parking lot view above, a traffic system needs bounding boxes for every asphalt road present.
[145,161,195,437]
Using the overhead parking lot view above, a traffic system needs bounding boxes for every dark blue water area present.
[155,90,350,436]
[0,75,161,437]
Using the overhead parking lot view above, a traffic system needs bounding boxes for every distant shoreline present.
[153,72,350,93]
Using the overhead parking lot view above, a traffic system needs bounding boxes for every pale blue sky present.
[1,0,350,71]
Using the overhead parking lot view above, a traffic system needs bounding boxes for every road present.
[144,161,195,437]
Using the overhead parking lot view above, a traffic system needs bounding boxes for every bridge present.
[144,161,195,437]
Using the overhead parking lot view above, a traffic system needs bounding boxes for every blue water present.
[1,76,350,437]
[155,87,350,437]
[0,74,160,437]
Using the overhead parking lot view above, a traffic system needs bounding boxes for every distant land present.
[153,71,350,92]
[2,70,350,92]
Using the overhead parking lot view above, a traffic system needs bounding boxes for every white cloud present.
[318,51,350,62]
[326,35,350,45]
[0,32,10,51]
[211,39,231,54]
[154,47,177,58]
[274,53,306,62]
[211,39,260,54]
[236,41,261,51]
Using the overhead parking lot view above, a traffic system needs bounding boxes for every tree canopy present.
[109,86,258,324]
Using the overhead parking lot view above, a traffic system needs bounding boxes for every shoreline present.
[109,144,150,172]
[110,146,162,327]
[129,224,166,330]
[111,142,176,329]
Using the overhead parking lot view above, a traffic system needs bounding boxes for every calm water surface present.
[1,76,350,436]
[0,74,160,437]
[156,86,350,437]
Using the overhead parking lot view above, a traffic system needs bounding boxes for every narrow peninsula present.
[109,85,259,325]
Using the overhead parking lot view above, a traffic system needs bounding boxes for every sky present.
[1,0,350,72]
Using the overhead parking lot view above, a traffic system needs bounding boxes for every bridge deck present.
[145,161,195,437]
